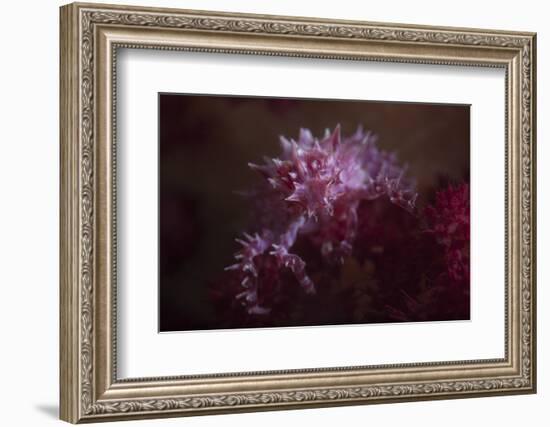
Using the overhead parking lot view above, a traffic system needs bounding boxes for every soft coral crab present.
[226,125,418,314]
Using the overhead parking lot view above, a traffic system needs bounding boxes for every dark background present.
[159,94,470,332]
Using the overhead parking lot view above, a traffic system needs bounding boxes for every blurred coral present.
[424,183,470,284]
[383,184,471,322]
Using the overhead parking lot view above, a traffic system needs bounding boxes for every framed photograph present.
[60,2,537,423]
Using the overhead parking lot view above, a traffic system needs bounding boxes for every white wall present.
[0,0,545,426]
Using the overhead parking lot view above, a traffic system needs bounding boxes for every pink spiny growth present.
[226,125,417,314]
[425,183,470,284]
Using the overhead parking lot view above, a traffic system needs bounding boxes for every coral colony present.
[211,125,470,327]
[225,125,417,314]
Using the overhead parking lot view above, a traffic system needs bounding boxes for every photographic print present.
[159,94,470,332]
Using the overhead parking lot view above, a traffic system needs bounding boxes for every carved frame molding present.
[60,2,536,423]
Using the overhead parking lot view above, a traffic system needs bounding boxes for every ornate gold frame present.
[60,2,537,423]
